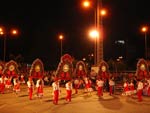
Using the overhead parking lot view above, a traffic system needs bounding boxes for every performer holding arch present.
[135,58,149,80]
[97,60,110,92]
[3,60,20,92]
[29,58,45,98]
[55,54,73,85]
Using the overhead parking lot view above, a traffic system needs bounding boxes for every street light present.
[141,26,148,59]
[0,27,19,62]
[82,0,91,8]
[59,34,64,57]
[82,0,106,65]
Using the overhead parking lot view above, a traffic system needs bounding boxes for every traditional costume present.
[36,79,44,98]
[52,79,60,105]
[137,80,143,102]
[96,78,104,96]
[109,78,115,95]
[129,80,135,95]
[27,77,34,100]
[84,77,92,94]
[65,81,72,102]
[123,81,130,95]
[13,78,20,94]
[74,78,80,94]
[98,61,110,92]
[0,77,5,94]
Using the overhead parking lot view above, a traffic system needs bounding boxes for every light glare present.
[89,30,99,38]
[83,1,90,7]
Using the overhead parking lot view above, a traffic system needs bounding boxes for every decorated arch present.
[0,62,4,76]
[135,58,149,80]
[98,60,110,81]
[74,61,87,78]
[29,58,44,78]
[56,54,73,80]
[3,60,19,78]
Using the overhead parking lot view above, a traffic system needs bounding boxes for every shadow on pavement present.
[18,94,28,97]
[99,95,123,110]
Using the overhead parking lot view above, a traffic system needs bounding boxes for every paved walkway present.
[0,85,150,113]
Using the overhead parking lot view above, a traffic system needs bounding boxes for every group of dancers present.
[123,77,150,102]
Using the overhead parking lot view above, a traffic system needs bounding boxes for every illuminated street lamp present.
[59,34,64,57]
[82,0,90,8]
[0,27,19,62]
[100,9,107,16]
[82,0,106,65]
[141,26,148,59]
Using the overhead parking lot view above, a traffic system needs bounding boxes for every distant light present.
[83,1,90,8]
[89,30,99,38]
[100,9,107,16]
[141,26,148,33]
[0,28,3,32]
[83,58,86,61]
[59,35,63,40]
[115,40,125,44]
[119,56,123,59]
[11,29,18,35]
[117,58,120,61]
[0,31,4,35]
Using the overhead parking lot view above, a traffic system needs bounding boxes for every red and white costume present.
[0,77,5,94]
[13,79,20,93]
[123,81,130,95]
[27,79,34,100]
[52,81,60,104]
[20,75,25,84]
[65,81,72,102]
[84,77,92,93]
[74,78,80,94]
[137,81,143,102]
[109,79,115,95]
[36,79,44,98]
[129,82,135,95]
[5,77,12,89]
[147,79,150,96]
[96,79,104,96]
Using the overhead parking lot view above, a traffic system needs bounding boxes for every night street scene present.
[0,0,150,113]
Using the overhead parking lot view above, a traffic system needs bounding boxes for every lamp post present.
[89,30,99,65]
[59,34,63,57]
[141,26,148,59]
[0,27,18,62]
[82,0,106,65]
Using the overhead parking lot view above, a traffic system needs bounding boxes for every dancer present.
[27,77,34,100]
[52,78,60,105]
[65,80,72,102]
[96,77,104,97]
[36,78,44,98]
[137,79,143,102]
[109,77,115,95]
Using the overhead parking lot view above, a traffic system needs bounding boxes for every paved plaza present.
[0,85,150,113]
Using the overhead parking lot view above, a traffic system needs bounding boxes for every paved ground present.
[0,85,150,113]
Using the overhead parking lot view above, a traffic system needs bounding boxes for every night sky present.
[0,0,150,69]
